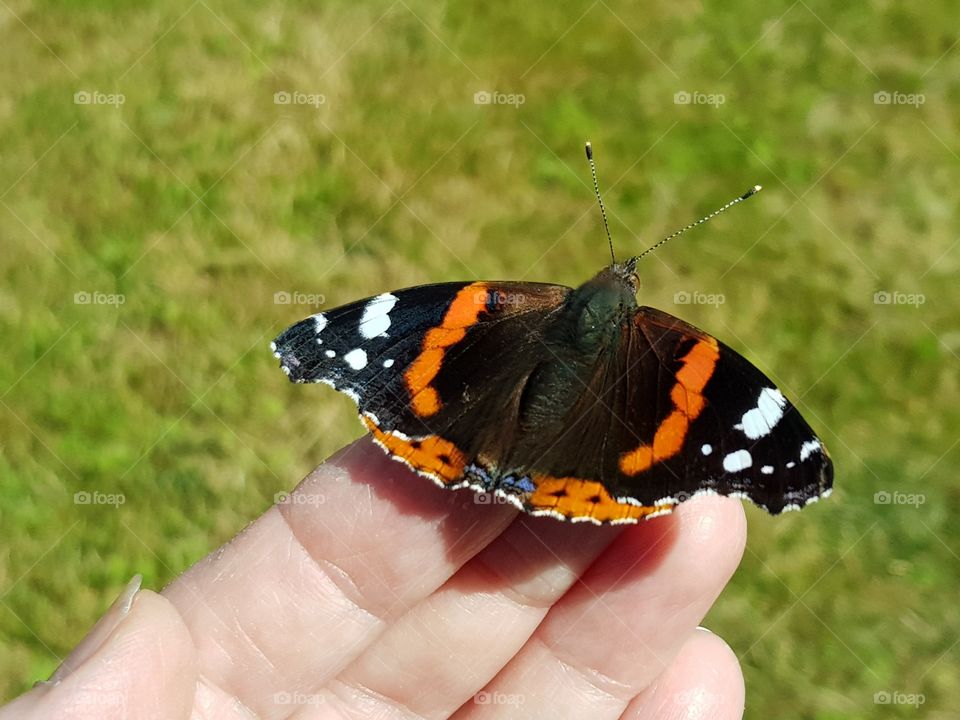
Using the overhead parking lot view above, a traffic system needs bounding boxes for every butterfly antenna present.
[635,184,763,260]
[585,142,616,263]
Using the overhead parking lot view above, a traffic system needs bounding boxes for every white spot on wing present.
[761,465,774,475]
[325,349,336,358]
[722,449,752,472]
[344,348,368,370]
[701,443,713,456]
[735,387,787,439]
[359,293,398,339]
[383,358,394,368]
[800,439,821,461]
[312,313,327,334]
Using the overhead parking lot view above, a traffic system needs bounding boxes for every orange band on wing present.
[528,474,674,522]
[363,416,467,484]
[620,337,719,476]
[404,283,488,417]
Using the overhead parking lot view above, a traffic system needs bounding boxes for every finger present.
[326,516,623,718]
[162,437,517,719]
[1,590,196,720]
[621,628,744,720]
[455,495,747,719]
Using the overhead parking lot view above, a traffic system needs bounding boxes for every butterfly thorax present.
[512,262,639,436]
[556,261,640,352]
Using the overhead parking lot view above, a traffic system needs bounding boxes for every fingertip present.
[17,590,197,720]
[691,626,746,706]
[592,493,746,592]
[675,494,747,576]
[624,628,745,720]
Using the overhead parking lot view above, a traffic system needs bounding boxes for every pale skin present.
[2,437,748,719]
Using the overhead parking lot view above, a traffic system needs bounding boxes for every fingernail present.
[46,574,142,684]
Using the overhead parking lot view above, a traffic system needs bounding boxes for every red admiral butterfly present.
[272,144,833,524]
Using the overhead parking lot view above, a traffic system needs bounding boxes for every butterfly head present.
[604,257,641,296]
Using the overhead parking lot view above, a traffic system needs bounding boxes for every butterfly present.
[272,144,833,524]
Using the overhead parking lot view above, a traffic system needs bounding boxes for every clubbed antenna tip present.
[635,183,764,261]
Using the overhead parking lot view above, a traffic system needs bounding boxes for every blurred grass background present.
[1,0,957,716]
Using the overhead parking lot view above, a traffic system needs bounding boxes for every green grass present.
[1,1,958,716]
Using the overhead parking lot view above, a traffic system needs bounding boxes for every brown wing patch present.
[527,474,675,522]
[619,337,719,476]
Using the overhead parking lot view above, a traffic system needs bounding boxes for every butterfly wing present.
[605,306,833,514]
[272,280,572,485]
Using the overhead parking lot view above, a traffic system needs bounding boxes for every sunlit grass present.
[1,1,958,715]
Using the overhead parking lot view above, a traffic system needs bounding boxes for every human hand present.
[2,437,747,719]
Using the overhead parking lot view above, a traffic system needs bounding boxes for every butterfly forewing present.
[272,280,572,442]
[605,307,833,513]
